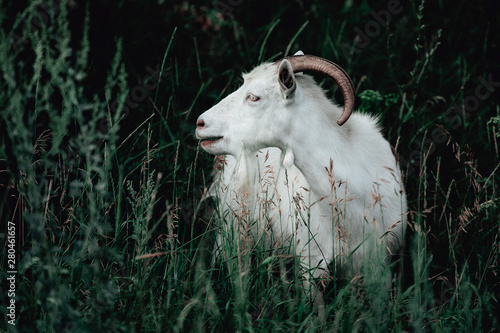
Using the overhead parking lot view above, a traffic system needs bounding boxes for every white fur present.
[196,52,407,283]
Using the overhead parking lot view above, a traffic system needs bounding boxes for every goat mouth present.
[200,136,223,147]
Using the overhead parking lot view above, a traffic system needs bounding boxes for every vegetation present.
[0,0,498,331]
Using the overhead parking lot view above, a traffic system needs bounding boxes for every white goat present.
[196,51,407,289]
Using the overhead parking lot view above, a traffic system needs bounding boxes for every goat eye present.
[246,94,260,102]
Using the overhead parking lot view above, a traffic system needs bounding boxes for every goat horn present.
[276,55,355,126]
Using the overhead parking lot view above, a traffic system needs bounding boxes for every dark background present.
[1,0,499,331]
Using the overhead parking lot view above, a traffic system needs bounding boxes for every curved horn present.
[275,55,355,126]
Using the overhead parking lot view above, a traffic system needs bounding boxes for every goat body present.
[196,52,407,282]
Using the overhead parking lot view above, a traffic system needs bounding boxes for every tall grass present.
[0,0,498,332]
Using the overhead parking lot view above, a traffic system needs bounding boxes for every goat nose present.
[196,118,205,129]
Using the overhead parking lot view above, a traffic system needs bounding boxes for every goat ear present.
[278,59,296,101]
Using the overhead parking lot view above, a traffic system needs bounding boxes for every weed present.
[0,0,498,332]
